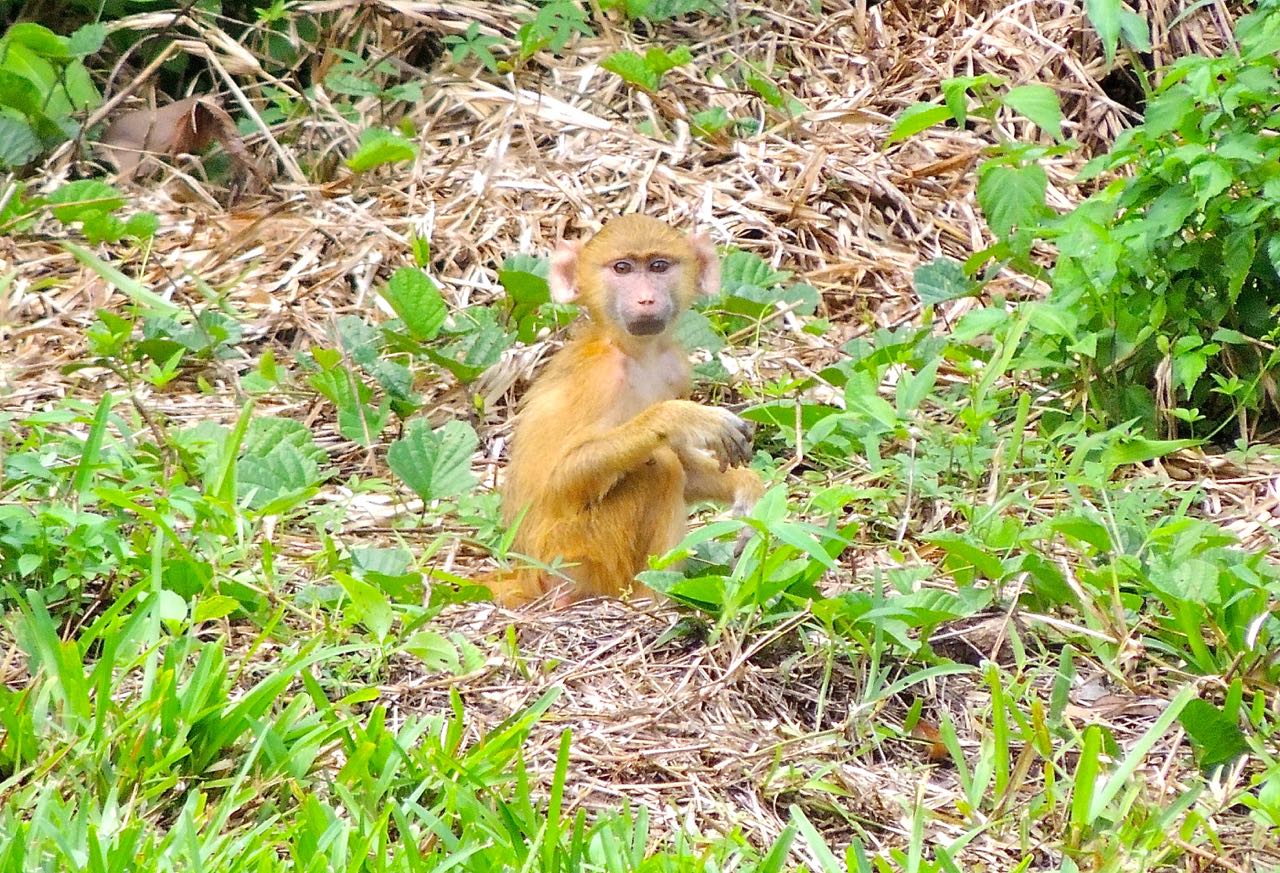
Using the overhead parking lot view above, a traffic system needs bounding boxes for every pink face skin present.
[602,254,680,336]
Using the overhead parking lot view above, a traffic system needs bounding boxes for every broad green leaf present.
[602,50,657,90]
[47,179,125,222]
[0,69,41,116]
[67,23,107,57]
[1149,557,1220,604]
[335,571,393,639]
[0,116,40,167]
[1004,84,1063,140]
[913,258,974,305]
[381,267,446,340]
[194,594,240,622]
[498,264,550,305]
[719,250,790,294]
[5,23,68,58]
[387,419,478,501]
[238,443,321,512]
[1179,699,1249,768]
[346,129,417,172]
[242,416,327,464]
[977,163,1047,238]
[1118,9,1152,51]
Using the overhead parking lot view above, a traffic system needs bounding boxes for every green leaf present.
[387,419,478,501]
[194,594,239,623]
[381,267,446,340]
[0,69,42,116]
[1085,0,1122,66]
[913,258,975,305]
[427,309,511,383]
[335,571,394,639]
[644,44,692,75]
[674,309,725,356]
[1149,557,1220,604]
[977,163,1047,238]
[1118,9,1152,51]
[498,263,551,305]
[238,443,321,512]
[123,211,159,240]
[886,103,953,145]
[5,23,68,58]
[47,180,126,222]
[601,50,658,91]
[346,129,417,172]
[1179,699,1249,768]
[67,23,107,57]
[719,250,790,294]
[0,116,40,167]
[1004,84,1063,141]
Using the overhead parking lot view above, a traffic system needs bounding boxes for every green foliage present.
[602,45,693,92]
[1022,8,1280,434]
[346,128,418,173]
[1084,0,1153,66]
[444,22,504,73]
[387,419,478,503]
[3,178,157,244]
[516,0,593,61]
[602,0,720,20]
[888,75,1065,145]
[0,22,102,168]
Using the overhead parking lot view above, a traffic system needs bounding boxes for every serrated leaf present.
[977,163,1048,238]
[242,417,327,464]
[913,258,974,305]
[387,419,478,501]
[719,250,789,294]
[1004,84,1063,141]
[337,314,383,364]
[674,308,725,355]
[123,211,159,240]
[381,267,446,340]
[47,180,126,223]
[601,51,658,90]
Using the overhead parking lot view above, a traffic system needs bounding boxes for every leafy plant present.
[602,45,693,92]
[515,0,593,62]
[0,22,103,169]
[444,22,504,73]
[1022,8,1280,436]
[346,128,418,173]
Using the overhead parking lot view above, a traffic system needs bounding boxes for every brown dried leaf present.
[100,96,264,184]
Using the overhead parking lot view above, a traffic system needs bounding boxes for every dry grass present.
[3,0,1275,868]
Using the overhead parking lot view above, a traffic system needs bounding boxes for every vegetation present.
[1,0,1279,871]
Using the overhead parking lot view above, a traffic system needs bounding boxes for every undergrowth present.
[1,0,1279,871]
